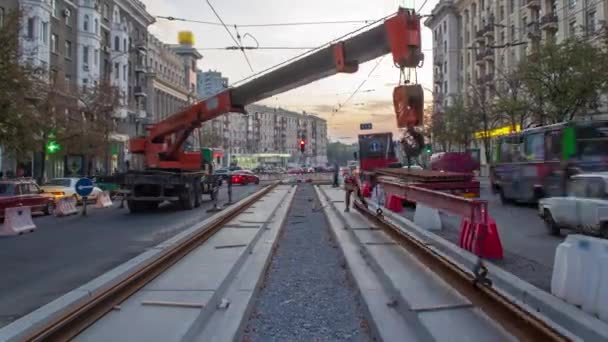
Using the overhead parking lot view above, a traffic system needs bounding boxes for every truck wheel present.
[600,223,608,239]
[499,189,512,205]
[544,210,560,236]
[44,201,56,215]
[128,200,141,213]
[181,187,196,210]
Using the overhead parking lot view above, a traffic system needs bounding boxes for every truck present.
[121,7,425,213]
[356,133,481,200]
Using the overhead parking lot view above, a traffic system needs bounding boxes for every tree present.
[493,68,533,130]
[0,9,46,156]
[327,141,357,166]
[518,36,608,123]
[467,82,497,163]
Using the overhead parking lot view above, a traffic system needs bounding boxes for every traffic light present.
[299,139,305,153]
[46,140,61,154]
[424,144,432,154]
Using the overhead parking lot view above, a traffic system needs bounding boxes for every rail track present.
[19,183,278,342]
[352,199,570,342]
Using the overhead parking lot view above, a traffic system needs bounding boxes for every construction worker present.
[344,170,357,212]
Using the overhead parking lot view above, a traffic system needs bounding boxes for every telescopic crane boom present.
[129,7,424,171]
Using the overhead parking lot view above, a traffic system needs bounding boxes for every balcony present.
[133,86,146,97]
[475,29,485,43]
[484,73,495,83]
[134,64,146,73]
[433,53,443,66]
[475,51,485,65]
[527,22,541,39]
[483,49,494,61]
[540,14,558,31]
[526,0,540,8]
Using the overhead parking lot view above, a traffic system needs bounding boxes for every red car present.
[230,170,260,185]
[0,179,55,220]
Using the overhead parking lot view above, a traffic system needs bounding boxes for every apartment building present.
[196,70,228,99]
[198,104,328,168]
[426,0,607,108]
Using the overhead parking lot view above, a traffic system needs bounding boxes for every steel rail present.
[353,200,570,342]
[22,183,278,342]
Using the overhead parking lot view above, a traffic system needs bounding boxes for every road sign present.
[360,123,373,130]
[75,178,94,197]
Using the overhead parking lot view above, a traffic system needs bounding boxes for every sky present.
[145,0,440,143]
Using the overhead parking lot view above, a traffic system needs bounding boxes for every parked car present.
[230,170,260,185]
[0,179,55,220]
[40,178,102,202]
[214,168,231,182]
[539,172,608,237]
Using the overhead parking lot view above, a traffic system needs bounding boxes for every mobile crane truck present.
[122,7,426,213]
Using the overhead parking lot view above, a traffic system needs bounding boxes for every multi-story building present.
[427,0,608,109]
[196,70,228,99]
[199,104,328,168]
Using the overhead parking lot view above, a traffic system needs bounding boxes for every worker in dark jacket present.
[333,163,339,188]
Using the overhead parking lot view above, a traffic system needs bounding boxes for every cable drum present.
[400,127,424,158]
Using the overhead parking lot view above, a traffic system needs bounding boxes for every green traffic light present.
[46,140,61,154]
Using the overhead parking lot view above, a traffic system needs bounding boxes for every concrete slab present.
[74,290,214,342]
[365,244,470,311]
[352,229,394,245]
[186,186,297,341]
[315,186,426,341]
[418,307,515,342]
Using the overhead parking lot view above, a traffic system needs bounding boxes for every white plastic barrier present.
[54,197,78,217]
[95,191,113,208]
[552,234,608,321]
[0,206,36,236]
[413,204,442,231]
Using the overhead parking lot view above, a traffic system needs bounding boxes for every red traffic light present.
[300,140,305,146]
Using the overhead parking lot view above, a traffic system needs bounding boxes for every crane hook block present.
[385,9,423,68]
[393,84,424,128]
[333,42,359,74]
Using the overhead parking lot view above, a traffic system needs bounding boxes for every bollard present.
[225,177,233,206]
[82,196,88,216]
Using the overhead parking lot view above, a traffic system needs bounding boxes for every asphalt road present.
[403,182,565,291]
[0,184,263,328]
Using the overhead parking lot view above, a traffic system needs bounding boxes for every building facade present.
[196,69,228,99]
[198,104,328,168]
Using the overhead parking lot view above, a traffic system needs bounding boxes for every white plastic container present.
[551,238,574,299]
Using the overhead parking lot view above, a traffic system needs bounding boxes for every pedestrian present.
[344,170,358,212]
[333,162,339,188]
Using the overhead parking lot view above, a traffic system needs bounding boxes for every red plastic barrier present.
[459,216,503,260]
[361,182,372,197]
[386,195,403,212]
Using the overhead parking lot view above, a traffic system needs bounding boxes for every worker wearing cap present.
[344,166,363,212]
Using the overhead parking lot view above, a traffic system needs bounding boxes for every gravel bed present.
[401,207,553,291]
[243,185,372,342]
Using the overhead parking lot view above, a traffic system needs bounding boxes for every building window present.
[83,14,89,31]
[102,4,109,19]
[499,6,504,21]
[443,41,447,53]
[41,22,48,44]
[443,61,447,73]
[114,36,120,51]
[511,24,515,39]
[123,65,126,80]
[94,49,98,65]
[568,0,576,9]
[83,46,89,65]
[569,20,576,35]
[114,62,119,79]
[94,18,99,34]
[50,0,57,17]
[123,38,126,52]
[27,17,35,39]
[510,0,514,13]
[65,40,71,58]
[82,78,88,89]
[64,8,71,26]
[65,74,71,89]
[500,31,505,44]
[587,11,596,33]
[51,34,58,53]
[521,17,527,39]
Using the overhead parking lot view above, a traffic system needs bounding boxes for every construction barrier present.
[385,194,403,212]
[458,216,503,259]
[95,191,113,208]
[54,197,78,217]
[413,204,442,231]
[552,235,608,322]
[379,180,504,260]
[0,206,36,236]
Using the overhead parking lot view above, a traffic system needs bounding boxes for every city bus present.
[491,120,608,203]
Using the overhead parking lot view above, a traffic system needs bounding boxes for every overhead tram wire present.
[205,0,254,72]
[332,55,386,117]
[155,15,378,27]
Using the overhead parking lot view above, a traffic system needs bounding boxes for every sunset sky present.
[146,0,439,142]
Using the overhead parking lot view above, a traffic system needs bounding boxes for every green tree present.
[0,9,45,156]
[518,36,608,123]
[327,141,357,166]
[493,68,532,130]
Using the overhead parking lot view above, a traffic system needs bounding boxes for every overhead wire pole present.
[205,0,254,72]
